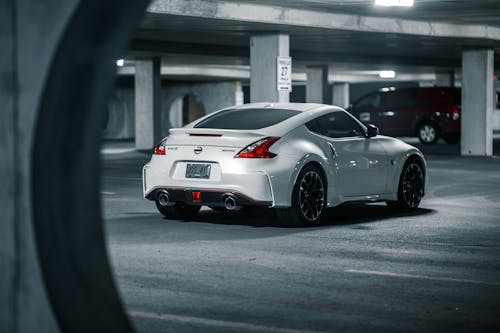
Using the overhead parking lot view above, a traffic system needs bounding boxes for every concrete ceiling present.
[125,0,500,82]
[135,13,497,66]
[246,0,500,27]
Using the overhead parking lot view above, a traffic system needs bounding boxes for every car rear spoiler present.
[169,128,265,138]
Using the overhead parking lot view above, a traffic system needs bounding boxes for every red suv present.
[348,87,461,144]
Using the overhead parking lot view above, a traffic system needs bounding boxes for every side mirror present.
[366,124,379,138]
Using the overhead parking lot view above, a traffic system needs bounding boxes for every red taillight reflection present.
[235,137,280,158]
[449,105,460,121]
[153,138,167,155]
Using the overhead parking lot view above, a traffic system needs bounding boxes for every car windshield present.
[194,108,301,130]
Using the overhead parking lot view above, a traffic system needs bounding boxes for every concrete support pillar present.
[135,57,162,150]
[235,81,244,105]
[461,49,494,156]
[435,70,455,87]
[250,33,290,103]
[306,65,330,104]
[332,83,350,109]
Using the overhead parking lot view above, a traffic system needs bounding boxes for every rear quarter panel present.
[271,125,340,208]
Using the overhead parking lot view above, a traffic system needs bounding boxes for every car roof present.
[230,102,327,112]
[184,102,349,135]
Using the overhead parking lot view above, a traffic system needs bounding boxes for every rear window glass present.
[194,108,301,130]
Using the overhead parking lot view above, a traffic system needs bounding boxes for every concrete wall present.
[104,80,243,139]
[102,87,135,139]
[0,0,79,332]
[161,81,243,136]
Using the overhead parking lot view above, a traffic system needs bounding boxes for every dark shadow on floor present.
[322,203,435,227]
[184,203,435,229]
[104,204,436,244]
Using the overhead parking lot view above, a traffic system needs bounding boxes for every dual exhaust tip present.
[157,190,175,207]
[156,190,241,210]
[222,194,240,211]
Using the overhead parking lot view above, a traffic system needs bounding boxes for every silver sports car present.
[142,103,426,226]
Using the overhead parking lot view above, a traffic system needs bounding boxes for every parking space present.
[102,138,500,333]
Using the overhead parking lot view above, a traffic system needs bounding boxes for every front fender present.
[390,148,427,199]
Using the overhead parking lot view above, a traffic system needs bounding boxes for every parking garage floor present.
[102,137,500,333]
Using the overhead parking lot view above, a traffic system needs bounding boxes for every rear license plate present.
[185,163,211,179]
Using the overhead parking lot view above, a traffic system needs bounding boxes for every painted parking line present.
[100,191,115,195]
[130,311,327,333]
[345,269,500,286]
[100,148,136,154]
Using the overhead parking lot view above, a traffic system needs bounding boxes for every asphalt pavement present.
[102,138,500,333]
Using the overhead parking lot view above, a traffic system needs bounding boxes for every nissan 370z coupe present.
[143,103,427,226]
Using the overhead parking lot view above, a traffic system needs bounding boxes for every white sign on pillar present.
[277,56,292,92]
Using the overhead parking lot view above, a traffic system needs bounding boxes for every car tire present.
[417,122,439,145]
[275,164,327,227]
[156,201,201,220]
[386,158,425,212]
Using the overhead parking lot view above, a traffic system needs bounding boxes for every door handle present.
[379,111,395,117]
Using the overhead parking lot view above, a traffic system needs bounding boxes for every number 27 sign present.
[277,56,292,92]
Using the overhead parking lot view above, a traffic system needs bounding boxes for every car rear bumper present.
[143,162,274,206]
[145,187,273,207]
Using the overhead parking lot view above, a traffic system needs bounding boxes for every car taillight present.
[235,137,280,158]
[153,138,167,155]
[449,105,460,120]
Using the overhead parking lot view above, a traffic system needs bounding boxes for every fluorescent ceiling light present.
[379,70,396,79]
[375,0,414,7]
[380,87,396,92]
[116,59,125,67]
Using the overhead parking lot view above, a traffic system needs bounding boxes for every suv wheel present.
[417,122,439,144]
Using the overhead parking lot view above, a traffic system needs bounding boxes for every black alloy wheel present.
[276,164,326,226]
[298,170,326,222]
[387,159,424,211]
